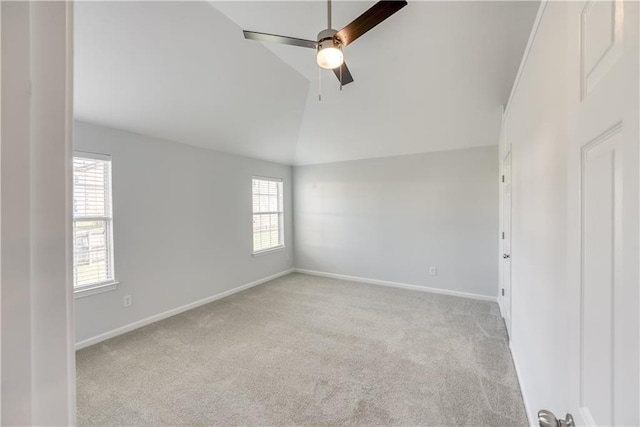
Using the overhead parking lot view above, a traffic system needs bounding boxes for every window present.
[73,153,115,290]
[252,177,284,253]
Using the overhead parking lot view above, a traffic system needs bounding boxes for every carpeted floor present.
[76,273,528,426]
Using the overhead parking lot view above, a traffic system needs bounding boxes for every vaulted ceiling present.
[74,1,539,165]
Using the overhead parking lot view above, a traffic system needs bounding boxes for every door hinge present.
[501,288,505,296]
[501,232,505,239]
[501,175,505,183]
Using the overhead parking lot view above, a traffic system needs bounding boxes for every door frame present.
[64,1,77,422]
[498,111,513,338]
[0,2,76,423]
[500,149,513,337]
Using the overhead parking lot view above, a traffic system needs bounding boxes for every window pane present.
[259,195,269,212]
[73,157,111,218]
[268,181,277,195]
[73,154,114,289]
[252,178,283,252]
[259,180,268,194]
[270,213,278,230]
[268,195,278,212]
[73,220,112,287]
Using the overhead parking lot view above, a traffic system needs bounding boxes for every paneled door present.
[566,1,639,425]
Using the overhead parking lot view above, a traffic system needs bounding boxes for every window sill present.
[252,246,286,257]
[74,281,119,299]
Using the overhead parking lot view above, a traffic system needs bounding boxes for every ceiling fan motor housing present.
[317,29,341,49]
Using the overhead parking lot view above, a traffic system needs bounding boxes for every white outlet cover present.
[429,267,437,276]
[124,295,132,307]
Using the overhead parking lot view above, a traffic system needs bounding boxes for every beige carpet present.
[76,273,527,426]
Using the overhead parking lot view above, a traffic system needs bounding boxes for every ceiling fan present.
[242,0,408,87]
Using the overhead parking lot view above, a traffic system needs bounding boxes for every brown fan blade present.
[335,1,407,47]
[243,31,317,49]
[332,62,354,85]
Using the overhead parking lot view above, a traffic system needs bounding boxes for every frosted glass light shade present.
[317,47,343,69]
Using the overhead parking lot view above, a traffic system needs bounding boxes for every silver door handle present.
[538,410,574,427]
[503,254,510,259]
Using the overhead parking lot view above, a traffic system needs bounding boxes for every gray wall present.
[74,121,293,343]
[294,146,499,298]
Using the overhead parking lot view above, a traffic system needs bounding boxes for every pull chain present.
[339,44,344,91]
[318,66,322,102]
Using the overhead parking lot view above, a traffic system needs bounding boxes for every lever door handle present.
[538,409,574,427]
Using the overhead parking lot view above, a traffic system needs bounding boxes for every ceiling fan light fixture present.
[317,46,343,69]
[316,30,343,70]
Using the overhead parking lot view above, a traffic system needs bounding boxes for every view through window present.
[73,153,115,289]
[252,177,284,253]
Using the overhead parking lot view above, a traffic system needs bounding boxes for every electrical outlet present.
[429,267,437,276]
[124,295,132,307]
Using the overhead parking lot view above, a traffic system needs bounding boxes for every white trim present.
[498,296,506,319]
[252,175,283,183]
[65,2,77,423]
[294,269,498,303]
[503,0,549,118]
[73,281,119,299]
[75,269,294,350]
[0,0,3,417]
[73,150,111,162]
[251,211,282,216]
[510,342,534,427]
[252,245,286,257]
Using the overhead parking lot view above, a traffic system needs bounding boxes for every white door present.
[565,1,639,426]
[502,151,512,336]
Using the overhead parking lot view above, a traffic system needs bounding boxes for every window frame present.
[72,151,118,297]
[251,176,285,256]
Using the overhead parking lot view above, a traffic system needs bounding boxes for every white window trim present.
[74,281,119,299]
[252,176,285,255]
[72,151,117,296]
[252,175,283,183]
[252,245,286,257]
[74,150,111,162]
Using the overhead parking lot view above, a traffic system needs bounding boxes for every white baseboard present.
[509,342,534,427]
[294,268,498,303]
[75,269,294,350]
